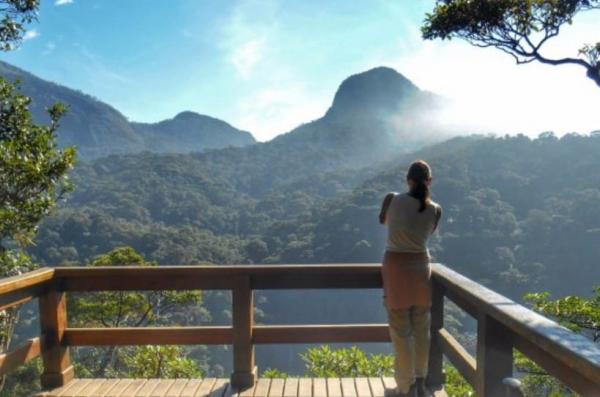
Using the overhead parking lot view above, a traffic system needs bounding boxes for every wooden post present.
[476,314,513,397]
[39,289,74,389]
[230,275,256,389]
[426,279,445,389]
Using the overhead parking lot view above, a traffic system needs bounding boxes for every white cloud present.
[55,0,74,5]
[235,82,328,141]
[218,0,330,139]
[23,30,39,41]
[229,38,266,80]
[381,11,600,137]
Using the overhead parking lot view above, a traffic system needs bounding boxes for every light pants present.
[386,305,431,393]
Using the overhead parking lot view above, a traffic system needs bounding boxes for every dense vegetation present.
[31,133,600,299]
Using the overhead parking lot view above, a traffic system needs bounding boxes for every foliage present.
[0,77,75,266]
[68,247,204,378]
[300,346,393,377]
[443,364,473,397]
[0,3,74,394]
[0,359,41,397]
[422,0,600,86]
[262,368,289,379]
[514,350,573,396]
[515,287,600,395]
[297,346,473,396]
[120,345,202,379]
[524,289,600,340]
[0,0,38,51]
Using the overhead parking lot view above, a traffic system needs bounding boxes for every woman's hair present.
[406,160,432,212]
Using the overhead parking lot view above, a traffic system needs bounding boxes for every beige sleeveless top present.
[385,193,440,255]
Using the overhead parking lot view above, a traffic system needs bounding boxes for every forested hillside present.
[24,131,600,375]
[31,133,600,298]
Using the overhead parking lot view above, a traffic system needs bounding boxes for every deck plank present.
[268,379,284,397]
[64,379,92,396]
[367,378,384,397]
[312,379,326,397]
[76,379,106,396]
[119,379,146,397]
[254,378,271,397]
[340,378,356,397]
[150,380,175,397]
[40,378,445,397]
[180,380,202,397]
[165,379,189,397]
[95,379,121,397]
[297,379,312,397]
[105,380,132,397]
[326,378,342,397]
[283,378,298,397]
[136,379,161,396]
[380,378,396,392]
[215,380,234,397]
[353,379,371,397]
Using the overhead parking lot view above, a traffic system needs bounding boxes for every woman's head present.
[406,160,432,212]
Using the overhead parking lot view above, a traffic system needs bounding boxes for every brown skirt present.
[381,251,432,310]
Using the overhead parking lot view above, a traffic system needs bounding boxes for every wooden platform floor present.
[38,378,447,397]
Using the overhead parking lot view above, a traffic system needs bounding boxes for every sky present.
[1,0,599,141]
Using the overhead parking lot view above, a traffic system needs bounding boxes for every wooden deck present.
[38,378,447,397]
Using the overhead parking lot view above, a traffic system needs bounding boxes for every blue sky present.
[2,0,599,141]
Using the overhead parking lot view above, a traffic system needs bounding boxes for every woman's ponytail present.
[406,160,432,213]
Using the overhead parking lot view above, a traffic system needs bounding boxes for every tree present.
[0,0,39,51]
[518,288,600,395]
[300,346,394,377]
[68,247,205,378]
[0,0,75,393]
[422,0,600,87]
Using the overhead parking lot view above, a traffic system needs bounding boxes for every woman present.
[379,160,442,397]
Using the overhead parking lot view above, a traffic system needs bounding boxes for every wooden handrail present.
[0,264,598,395]
[0,268,54,379]
[0,267,54,311]
[431,264,600,395]
[0,337,41,376]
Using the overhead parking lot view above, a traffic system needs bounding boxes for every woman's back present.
[386,193,440,254]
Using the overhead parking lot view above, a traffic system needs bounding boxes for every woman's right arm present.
[379,193,395,224]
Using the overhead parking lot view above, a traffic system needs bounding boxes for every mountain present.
[131,111,255,153]
[271,67,447,165]
[0,61,256,159]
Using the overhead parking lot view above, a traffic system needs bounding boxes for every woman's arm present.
[432,205,442,232]
[379,193,395,224]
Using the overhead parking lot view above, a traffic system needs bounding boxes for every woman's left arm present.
[379,193,395,224]
[432,205,443,232]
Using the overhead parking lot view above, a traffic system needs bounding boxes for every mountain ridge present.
[0,61,256,159]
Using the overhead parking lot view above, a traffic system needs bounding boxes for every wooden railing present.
[0,264,599,396]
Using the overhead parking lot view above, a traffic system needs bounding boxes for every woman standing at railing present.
[379,160,442,397]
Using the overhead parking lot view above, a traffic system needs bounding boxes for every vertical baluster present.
[426,278,445,389]
[39,288,74,388]
[476,314,513,397]
[231,275,257,389]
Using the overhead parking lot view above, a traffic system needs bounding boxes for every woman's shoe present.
[415,378,430,397]
[384,384,417,397]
